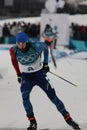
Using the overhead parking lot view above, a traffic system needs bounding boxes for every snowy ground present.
[0,45,87,130]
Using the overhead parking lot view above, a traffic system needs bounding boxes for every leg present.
[20,77,37,130]
[37,73,68,116]
[20,81,33,115]
[44,84,80,129]
[37,73,80,130]
[45,84,69,116]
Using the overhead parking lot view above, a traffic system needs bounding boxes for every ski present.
[39,129,81,130]
[0,127,85,130]
[38,128,50,130]
[27,128,50,130]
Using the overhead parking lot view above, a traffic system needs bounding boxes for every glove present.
[17,73,22,83]
[43,63,50,73]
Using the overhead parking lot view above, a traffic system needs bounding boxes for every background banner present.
[41,14,70,46]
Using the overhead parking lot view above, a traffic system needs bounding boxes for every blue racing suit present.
[9,41,68,117]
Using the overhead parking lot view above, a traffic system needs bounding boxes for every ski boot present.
[64,113,81,130]
[27,112,37,130]
[27,121,37,130]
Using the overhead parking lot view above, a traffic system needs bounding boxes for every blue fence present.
[69,39,87,51]
[0,36,16,44]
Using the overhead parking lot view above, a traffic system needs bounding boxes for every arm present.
[32,41,50,73]
[42,42,50,73]
[35,42,49,64]
[43,43,49,64]
[9,47,21,75]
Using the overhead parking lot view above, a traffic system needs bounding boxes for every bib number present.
[28,67,34,71]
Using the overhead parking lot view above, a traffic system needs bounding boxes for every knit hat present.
[16,32,28,43]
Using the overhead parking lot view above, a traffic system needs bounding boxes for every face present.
[17,42,27,51]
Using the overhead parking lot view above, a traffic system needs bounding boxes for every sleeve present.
[32,42,49,64]
[9,47,21,75]
[41,42,49,64]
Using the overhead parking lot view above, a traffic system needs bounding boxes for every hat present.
[16,32,28,43]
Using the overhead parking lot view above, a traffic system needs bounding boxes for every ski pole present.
[50,49,57,68]
[49,71,78,87]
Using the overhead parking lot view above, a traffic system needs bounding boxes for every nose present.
[19,42,24,45]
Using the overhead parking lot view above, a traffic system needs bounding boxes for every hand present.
[17,73,22,83]
[43,63,50,73]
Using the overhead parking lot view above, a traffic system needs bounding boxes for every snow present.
[0,46,87,130]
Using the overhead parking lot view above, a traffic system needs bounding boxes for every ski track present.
[0,48,87,130]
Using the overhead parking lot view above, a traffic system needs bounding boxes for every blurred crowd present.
[0,20,87,44]
[70,22,87,41]
[0,21,40,44]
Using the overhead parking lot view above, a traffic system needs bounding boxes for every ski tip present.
[75,84,78,87]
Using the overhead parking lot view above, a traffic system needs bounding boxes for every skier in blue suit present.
[9,32,80,130]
